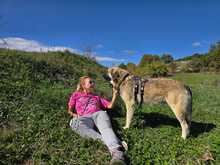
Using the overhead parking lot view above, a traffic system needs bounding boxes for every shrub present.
[135,62,168,77]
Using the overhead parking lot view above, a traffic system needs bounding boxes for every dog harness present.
[132,76,148,108]
[104,72,148,108]
[116,73,148,108]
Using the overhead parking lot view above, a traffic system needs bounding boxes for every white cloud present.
[192,42,202,47]
[0,37,79,53]
[0,37,125,63]
[122,49,137,55]
[95,56,125,62]
[95,44,103,49]
[202,40,211,45]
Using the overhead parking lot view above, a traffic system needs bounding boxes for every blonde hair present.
[76,76,91,92]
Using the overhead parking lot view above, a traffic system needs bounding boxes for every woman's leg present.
[92,111,122,151]
[69,116,102,141]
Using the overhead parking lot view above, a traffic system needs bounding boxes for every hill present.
[0,49,115,164]
[119,41,220,76]
[1,49,220,164]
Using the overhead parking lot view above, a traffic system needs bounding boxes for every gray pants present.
[69,111,122,151]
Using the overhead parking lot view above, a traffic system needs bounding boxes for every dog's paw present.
[123,126,129,129]
[182,136,187,140]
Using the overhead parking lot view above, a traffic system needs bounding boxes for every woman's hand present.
[112,87,119,96]
[107,88,118,109]
[72,113,78,118]
[68,108,78,118]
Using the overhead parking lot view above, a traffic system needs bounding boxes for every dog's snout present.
[103,74,111,81]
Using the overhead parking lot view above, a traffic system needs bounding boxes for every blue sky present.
[1,0,220,67]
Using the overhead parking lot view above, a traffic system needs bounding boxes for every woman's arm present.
[107,89,118,109]
[67,92,78,117]
[67,107,78,118]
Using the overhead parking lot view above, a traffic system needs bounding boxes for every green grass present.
[1,50,220,165]
[124,73,220,165]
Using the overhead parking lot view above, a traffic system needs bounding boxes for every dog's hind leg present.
[177,92,192,139]
[165,95,191,139]
[123,102,135,129]
[176,113,190,140]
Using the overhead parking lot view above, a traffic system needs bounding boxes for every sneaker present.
[110,158,126,165]
[121,141,128,151]
[110,149,126,165]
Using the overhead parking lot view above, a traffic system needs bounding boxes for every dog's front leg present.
[123,102,135,129]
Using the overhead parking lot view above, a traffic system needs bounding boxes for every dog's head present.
[103,67,130,89]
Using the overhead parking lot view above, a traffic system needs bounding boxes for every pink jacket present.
[68,91,110,116]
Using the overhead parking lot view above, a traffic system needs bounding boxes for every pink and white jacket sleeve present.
[68,92,77,109]
[99,96,111,109]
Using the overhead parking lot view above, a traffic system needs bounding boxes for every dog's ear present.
[103,74,111,81]
[112,71,120,83]
[114,70,129,83]
[119,70,129,79]
[109,67,129,84]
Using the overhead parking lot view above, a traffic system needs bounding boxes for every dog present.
[103,67,192,139]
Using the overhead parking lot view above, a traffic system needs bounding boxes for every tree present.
[118,63,127,69]
[209,41,220,53]
[81,45,96,62]
[168,62,178,74]
[148,62,168,77]
[126,62,136,73]
[136,61,168,77]
[0,38,8,48]
[0,16,8,49]
[161,54,174,64]
[138,54,160,67]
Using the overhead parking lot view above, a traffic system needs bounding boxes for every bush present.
[148,62,168,77]
[135,62,168,77]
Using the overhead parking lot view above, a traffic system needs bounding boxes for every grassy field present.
[1,51,220,164]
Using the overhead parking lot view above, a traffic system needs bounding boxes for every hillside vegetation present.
[1,49,220,165]
[119,41,220,77]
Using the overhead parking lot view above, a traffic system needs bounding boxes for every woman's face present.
[83,77,95,90]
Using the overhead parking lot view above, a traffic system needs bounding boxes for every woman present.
[67,76,127,165]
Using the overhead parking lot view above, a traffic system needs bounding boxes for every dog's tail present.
[185,85,192,98]
[185,85,192,127]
